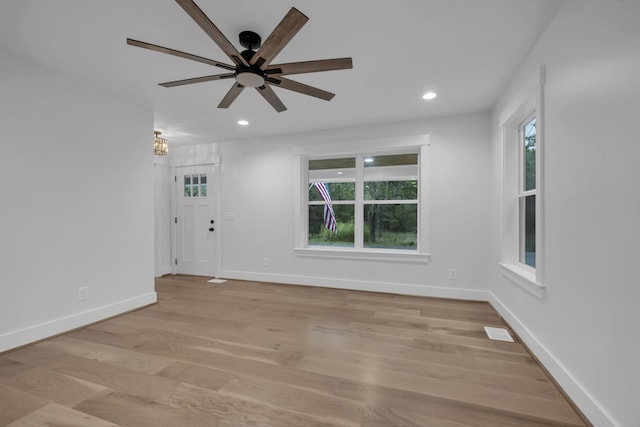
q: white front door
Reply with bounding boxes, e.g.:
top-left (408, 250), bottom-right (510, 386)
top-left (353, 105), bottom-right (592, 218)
top-left (175, 165), bottom-right (215, 276)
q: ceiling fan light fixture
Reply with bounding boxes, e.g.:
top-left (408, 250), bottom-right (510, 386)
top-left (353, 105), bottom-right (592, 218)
top-left (235, 70), bottom-right (265, 88)
top-left (422, 91), bottom-right (437, 100)
top-left (237, 120), bottom-right (249, 126)
top-left (154, 130), bottom-right (168, 155)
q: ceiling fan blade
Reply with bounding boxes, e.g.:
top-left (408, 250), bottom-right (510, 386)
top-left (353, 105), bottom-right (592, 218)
top-left (250, 7), bottom-right (309, 69)
top-left (175, 0), bottom-right (248, 67)
top-left (126, 39), bottom-right (235, 71)
top-left (266, 58), bottom-right (353, 76)
top-left (159, 73), bottom-right (235, 88)
top-left (256, 85), bottom-right (287, 112)
top-left (218, 83), bottom-right (245, 108)
top-left (267, 76), bottom-right (334, 101)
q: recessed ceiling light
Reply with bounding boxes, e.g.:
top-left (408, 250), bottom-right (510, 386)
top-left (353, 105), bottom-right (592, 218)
top-left (237, 120), bottom-right (249, 126)
top-left (337, 171), bottom-right (343, 175)
top-left (422, 91), bottom-right (437, 100)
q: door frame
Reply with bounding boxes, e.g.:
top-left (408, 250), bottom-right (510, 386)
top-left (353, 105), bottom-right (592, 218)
top-left (170, 155), bottom-right (221, 278)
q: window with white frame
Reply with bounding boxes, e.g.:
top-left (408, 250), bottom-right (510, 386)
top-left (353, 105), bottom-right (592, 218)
top-left (307, 153), bottom-right (418, 250)
top-left (499, 66), bottom-right (544, 289)
top-left (518, 114), bottom-right (536, 268)
top-left (294, 135), bottom-right (430, 262)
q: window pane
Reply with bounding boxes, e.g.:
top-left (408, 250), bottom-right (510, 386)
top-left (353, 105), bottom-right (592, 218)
top-left (364, 153), bottom-right (418, 183)
top-left (184, 175), bottom-right (191, 197)
top-left (309, 158), bottom-right (355, 170)
top-left (309, 181), bottom-right (355, 202)
top-left (520, 195), bottom-right (536, 267)
top-left (200, 185), bottom-right (207, 197)
top-left (192, 175), bottom-right (199, 185)
top-left (364, 204), bottom-right (417, 250)
top-left (192, 185), bottom-right (199, 197)
top-left (308, 204), bottom-right (354, 247)
top-left (364, 153), bottom-right (417, 167)
top-left (524, 117), bottom-right (536, 191)
top-left (309, 158), bottom-right (356, 182)
top-left (364, 180), bottom-right (417, 201)
top-left (200, 174), bottom-right (207, 184)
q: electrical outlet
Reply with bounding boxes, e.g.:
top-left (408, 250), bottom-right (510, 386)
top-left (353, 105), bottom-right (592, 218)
top-left (78, 286), bottom-right (89, 301)
top-left (263, 257), bottom-right (269, 267)
top-left (448, 269), bottom-right (457, 280)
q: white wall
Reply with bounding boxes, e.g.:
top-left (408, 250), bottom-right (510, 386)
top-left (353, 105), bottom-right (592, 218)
top-left (154, 156), bottom-right (172, 277)
top-left (489, 1), bottom-right (640, 426)
top-left (0, 51), bottom-right (157, 352)
top-left (210, 112), bottom-right (492, 298)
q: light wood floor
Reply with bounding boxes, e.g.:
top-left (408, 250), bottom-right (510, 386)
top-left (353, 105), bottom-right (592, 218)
top-left (0, 275), bottom-right (588, 427)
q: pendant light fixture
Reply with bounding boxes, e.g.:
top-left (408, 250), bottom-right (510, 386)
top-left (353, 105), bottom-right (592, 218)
top-left (154, 130), bottom-right (168, 155)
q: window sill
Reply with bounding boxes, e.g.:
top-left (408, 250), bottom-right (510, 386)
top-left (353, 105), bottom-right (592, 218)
top-left (294, 247), bottom-right (431, 263)
top-left (499, 262), bottom-right (545, 295)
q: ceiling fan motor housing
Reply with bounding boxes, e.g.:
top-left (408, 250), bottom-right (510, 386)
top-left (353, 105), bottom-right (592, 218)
top-left (239, 30), bottom-right (261, 50)
top-left (235, 31), bottom-right (266, 87)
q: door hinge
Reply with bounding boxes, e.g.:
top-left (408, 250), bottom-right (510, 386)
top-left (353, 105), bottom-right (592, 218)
top-left (175, 258), bottom-right (178, 265)
top-left (175, 217), bottom-right (177, 224)
top-left (174, 176), bottom-right (177, 182)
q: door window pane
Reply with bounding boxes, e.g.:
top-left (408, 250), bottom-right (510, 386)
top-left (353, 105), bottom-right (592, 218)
top-left (200, 174), bottom-right (207, 197)
top-left (183, 173), bottom-right (208, 198)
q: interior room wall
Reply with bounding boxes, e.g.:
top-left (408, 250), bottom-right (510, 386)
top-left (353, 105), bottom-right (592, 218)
top-left (0, 51), bottom-right (157, 352)
top-left (489, 1), bottom-right (640, 426)
top-left (212, 112), bottom-right (492, 298)
top-left (154, 156), bottom-right (171, 277)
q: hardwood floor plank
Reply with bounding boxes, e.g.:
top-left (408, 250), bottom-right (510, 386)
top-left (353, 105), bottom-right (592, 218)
top-left (0, 358), bottom-right (33, 379)
top-left (156, 382), bottom-right (348, 427)
top-left (219, 375), bottom-right (366, 426)
top-left (7, 402), bottom-right (120, 427)
top-left (4, 367), bottom-right (106, 406)
top-left (295, 354), bottom-right (583, 426)
top-left (0, 276), bottom-right (588, 426)
top-left (157, 361), bottom-right (237, 392)
top-left (39, 336), bottom-right (175, 375)
top-left (0, 384), bottom-right (48, 425)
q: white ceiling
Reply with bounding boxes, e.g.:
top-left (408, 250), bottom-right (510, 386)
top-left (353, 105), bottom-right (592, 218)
top-left (0, 0), bottom-right (563, 145)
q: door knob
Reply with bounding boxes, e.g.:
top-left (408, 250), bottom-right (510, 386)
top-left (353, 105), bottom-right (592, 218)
top-left (210, 220), bottom-right (215, 224)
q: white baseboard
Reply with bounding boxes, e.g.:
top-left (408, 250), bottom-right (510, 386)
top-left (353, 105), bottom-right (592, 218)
top-left (0, 292), bottom-right (157, 353)
top-left (488, 292), bottom-right (617, 427)
top-left (218, 269), bottom-right (489, 301)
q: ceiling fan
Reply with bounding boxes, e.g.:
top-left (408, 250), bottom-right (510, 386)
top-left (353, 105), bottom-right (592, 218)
top-left (127, 0), bottom-right (353, 112)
